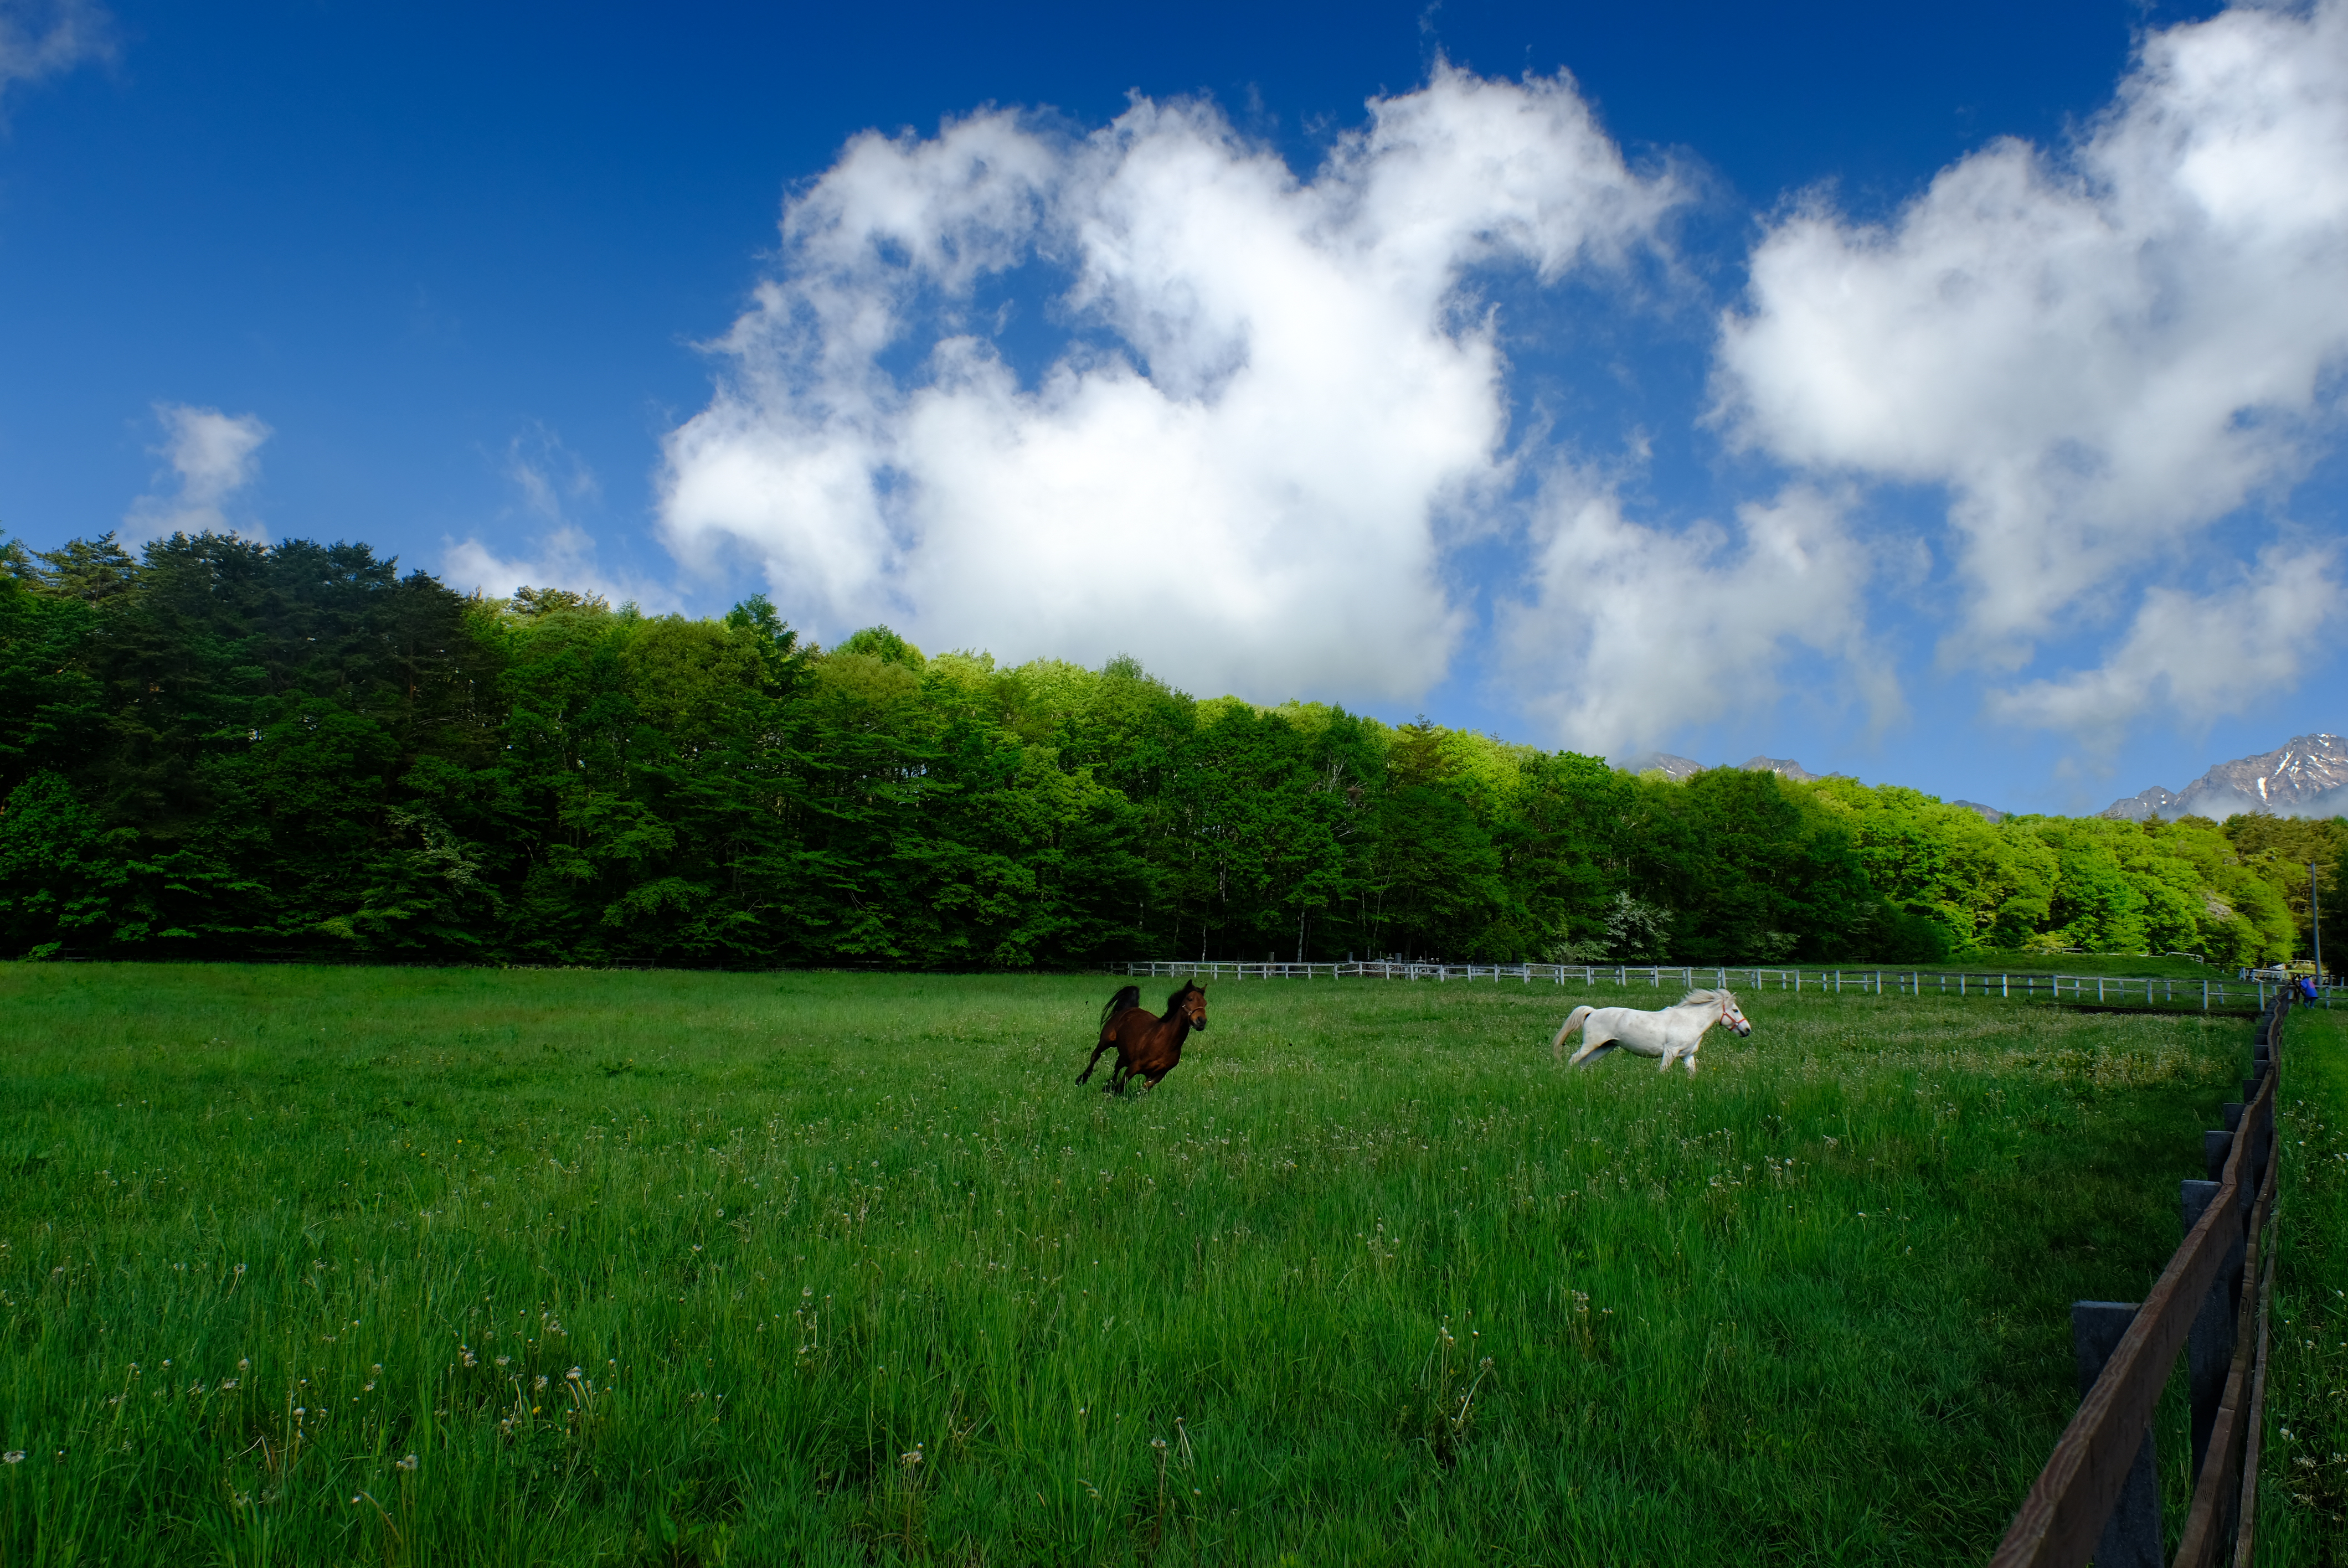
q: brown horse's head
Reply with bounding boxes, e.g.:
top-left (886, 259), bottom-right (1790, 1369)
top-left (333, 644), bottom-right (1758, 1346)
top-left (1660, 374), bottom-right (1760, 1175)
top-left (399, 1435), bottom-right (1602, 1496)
top-left (1167, 981), bottom-right (1207, 1031)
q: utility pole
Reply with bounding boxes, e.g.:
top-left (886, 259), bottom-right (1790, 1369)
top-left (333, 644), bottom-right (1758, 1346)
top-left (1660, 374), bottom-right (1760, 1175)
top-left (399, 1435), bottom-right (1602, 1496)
top-left (2312, 860), bottom-right (2327, 1005)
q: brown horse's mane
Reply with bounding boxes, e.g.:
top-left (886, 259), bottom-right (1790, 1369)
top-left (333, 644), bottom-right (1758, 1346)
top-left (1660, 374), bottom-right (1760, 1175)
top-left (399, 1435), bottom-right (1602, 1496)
top-left (1100, 980), bottom-right (1200, 1030)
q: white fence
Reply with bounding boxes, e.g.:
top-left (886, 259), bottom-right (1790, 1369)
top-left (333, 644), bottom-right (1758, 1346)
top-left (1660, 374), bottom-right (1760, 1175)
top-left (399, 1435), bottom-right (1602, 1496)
top-left (1120, 960), bottom-right (2303, 1012)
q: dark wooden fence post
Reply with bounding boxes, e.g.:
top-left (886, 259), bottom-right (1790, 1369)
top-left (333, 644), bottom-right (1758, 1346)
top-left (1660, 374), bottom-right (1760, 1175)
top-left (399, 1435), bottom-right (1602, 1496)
top-left (2178, 1179), bottom-right (2234, 1477)
top-left (1989, 994), bottom-right (2287, 1568)
top-left (2069, 1303), bottom-right (2161, 1568)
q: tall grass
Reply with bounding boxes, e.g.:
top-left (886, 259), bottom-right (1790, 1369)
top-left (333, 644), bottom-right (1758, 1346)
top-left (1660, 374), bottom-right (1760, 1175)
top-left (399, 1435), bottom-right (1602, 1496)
top-left (0, 964), bottom-right (2254, 1565)
top-left (2261, 1005), bottom-right (2348, 1561)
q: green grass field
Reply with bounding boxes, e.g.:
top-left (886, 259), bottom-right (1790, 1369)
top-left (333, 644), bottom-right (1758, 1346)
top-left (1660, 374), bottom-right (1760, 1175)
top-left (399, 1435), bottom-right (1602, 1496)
top-left (2262, 1004), bottom-right (2348, 1560)
top-left (0, 965), bottom-right (2264, 1565)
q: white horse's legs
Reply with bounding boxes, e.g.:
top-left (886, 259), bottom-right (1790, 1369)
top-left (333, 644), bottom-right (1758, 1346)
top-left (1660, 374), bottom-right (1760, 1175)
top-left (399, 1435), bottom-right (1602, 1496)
top-left (1568, 1038), bottom-right (1616, 1068)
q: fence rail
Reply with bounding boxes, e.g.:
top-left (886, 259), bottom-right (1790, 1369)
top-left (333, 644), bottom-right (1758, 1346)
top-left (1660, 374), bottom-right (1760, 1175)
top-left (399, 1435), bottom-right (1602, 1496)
top-left (1121, 960), bottom-right (2294, 1011)
top-left (1987, 996), bottom-right (2287, 1568)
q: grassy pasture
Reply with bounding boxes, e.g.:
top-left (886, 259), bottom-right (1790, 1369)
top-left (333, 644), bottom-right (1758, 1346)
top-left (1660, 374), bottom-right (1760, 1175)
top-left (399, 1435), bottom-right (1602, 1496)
top-left (0, 964), bottom-right (2258, 1565)
top-left (2262, 1005), bottom-right (2348, 1559)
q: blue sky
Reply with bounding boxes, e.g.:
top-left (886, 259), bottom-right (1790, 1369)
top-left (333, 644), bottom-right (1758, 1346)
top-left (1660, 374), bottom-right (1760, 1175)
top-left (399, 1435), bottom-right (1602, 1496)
top-left (5, 0), bottom-right (2343, 814)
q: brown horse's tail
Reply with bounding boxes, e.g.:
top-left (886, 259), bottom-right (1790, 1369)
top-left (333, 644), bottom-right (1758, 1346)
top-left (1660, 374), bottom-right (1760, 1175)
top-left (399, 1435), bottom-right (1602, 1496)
top-left (1101, 984), bottom-right (1142, 1031)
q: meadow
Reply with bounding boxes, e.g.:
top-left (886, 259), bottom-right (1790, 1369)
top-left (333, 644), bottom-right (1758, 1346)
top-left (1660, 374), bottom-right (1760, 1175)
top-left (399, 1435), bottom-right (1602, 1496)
top-left (0, 964), bottom-right (2266, 1565)
top-left (2263, 1005), bottom-right (2348, 1559)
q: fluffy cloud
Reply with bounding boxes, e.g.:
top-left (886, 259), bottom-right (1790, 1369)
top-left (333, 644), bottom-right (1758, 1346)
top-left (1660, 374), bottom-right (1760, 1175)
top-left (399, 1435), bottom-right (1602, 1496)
top-left (124, 403), bottom-right (270, 541)
top-left (1718, 0), bottom-right (2348, 719)
top-left (441, 527), bottom-right (677, 613)
top-left (660, 65), bottom-right (1679, 702)
top-left (443, 524), bottom-right (631, 606)
top-left (1988, 544), bottom-right (2344, 741)
top-left (441, 427), bottom-right (675, 610)
top-left (663, 3), bottom-right (2348, 752)
top-left (1500, 483), bottom-right (1888, 756)
top-left (0, 0), bottom-right (112, 107)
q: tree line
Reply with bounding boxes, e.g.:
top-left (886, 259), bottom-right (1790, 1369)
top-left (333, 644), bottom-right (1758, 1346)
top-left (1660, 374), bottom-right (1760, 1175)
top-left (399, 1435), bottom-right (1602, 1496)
top-left (0, 530), bottom-right (2334, 969)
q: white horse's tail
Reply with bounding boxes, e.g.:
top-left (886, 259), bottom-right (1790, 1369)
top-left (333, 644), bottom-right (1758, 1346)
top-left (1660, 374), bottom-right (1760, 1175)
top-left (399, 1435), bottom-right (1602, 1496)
top-left (1551, 1005), bottom-right (1594, 1062)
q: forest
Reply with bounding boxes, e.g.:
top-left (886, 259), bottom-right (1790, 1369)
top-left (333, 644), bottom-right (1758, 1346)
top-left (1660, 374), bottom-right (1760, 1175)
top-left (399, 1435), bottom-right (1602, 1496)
top-left (0, 530), bottom-right (2335, 969)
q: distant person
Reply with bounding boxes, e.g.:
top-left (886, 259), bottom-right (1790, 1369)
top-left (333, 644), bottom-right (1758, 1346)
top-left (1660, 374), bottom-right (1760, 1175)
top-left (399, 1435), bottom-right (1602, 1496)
top-left (2299, 972), bottom-right (2320, 1005)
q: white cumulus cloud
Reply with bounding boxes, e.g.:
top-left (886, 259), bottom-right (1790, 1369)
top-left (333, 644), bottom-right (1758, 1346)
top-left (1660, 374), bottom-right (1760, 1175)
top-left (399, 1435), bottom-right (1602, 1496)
top-left (1988, 544), bottom-right (2345, 742)
top-left (1499, 482), bottom-right (1889, 757)
top-left (125, 403), bottom-right (271, 541)
top-left (1717, 0), bottom-right (2348, 728)
top-left (659, 65), bottom-right (1680, 702)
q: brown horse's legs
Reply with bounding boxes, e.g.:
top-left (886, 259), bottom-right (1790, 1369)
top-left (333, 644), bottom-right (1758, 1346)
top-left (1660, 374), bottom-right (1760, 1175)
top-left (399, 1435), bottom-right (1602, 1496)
top-left (1076, 1039), bottom-right (1118, 1085)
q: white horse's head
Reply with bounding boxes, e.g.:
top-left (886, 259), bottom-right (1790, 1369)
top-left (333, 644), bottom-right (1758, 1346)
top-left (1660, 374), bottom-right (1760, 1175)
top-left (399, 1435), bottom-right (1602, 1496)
top-left (1681, 988), bottom-right (1752, 1036)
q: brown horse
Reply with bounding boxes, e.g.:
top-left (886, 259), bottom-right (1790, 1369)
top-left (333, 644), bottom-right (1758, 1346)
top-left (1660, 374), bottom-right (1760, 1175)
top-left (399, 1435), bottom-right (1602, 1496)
top-left (1077, 981), bottom-right (1208, 1093)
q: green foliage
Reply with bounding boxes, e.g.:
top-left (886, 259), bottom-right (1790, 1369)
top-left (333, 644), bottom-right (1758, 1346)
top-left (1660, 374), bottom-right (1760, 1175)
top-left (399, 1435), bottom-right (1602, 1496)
top-left (0, 528), bottom-right (2334, 966)
top-left (837, 623), bottom-right (925, 669)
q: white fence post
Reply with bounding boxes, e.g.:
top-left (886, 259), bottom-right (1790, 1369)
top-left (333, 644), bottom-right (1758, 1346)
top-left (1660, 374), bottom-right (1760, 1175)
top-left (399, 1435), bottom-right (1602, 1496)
top-left (1127, 957), bottom-right (2235, 1013)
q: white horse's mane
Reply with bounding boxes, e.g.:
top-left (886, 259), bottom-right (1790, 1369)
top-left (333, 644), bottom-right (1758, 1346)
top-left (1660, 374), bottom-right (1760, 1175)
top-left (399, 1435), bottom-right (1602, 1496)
top-left (1675, 987), bottom-right (1739, 1008)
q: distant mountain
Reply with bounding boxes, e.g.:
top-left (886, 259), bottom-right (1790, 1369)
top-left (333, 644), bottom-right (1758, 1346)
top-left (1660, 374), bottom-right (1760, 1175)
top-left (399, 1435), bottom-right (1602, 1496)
top-left (1950, 800), bottom-right (2006, 823)
top-left (1741, 755), bottom-right (1821, 782)
top-left (2102, 734), bottom-right (2348, 821)
top-left (1631, 752), bottom-right (1704, 781)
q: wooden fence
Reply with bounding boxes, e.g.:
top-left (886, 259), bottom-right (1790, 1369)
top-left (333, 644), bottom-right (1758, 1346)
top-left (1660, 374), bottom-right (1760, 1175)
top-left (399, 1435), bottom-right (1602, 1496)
top-left (1120, 960), bottom-right (2283, 1011)
top-left (1986, 994), bottom-right (2287, 1567)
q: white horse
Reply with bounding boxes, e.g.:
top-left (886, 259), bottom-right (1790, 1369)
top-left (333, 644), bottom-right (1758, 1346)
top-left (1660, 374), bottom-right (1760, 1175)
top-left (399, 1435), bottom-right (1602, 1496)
top-left (1551, 988), bottom-right (1750, 1075)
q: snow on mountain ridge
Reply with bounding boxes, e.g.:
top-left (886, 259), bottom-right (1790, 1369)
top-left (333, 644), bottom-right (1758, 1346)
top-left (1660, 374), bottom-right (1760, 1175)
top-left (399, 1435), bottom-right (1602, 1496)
top-left (2101, 734), bottom-right (2348, 821)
